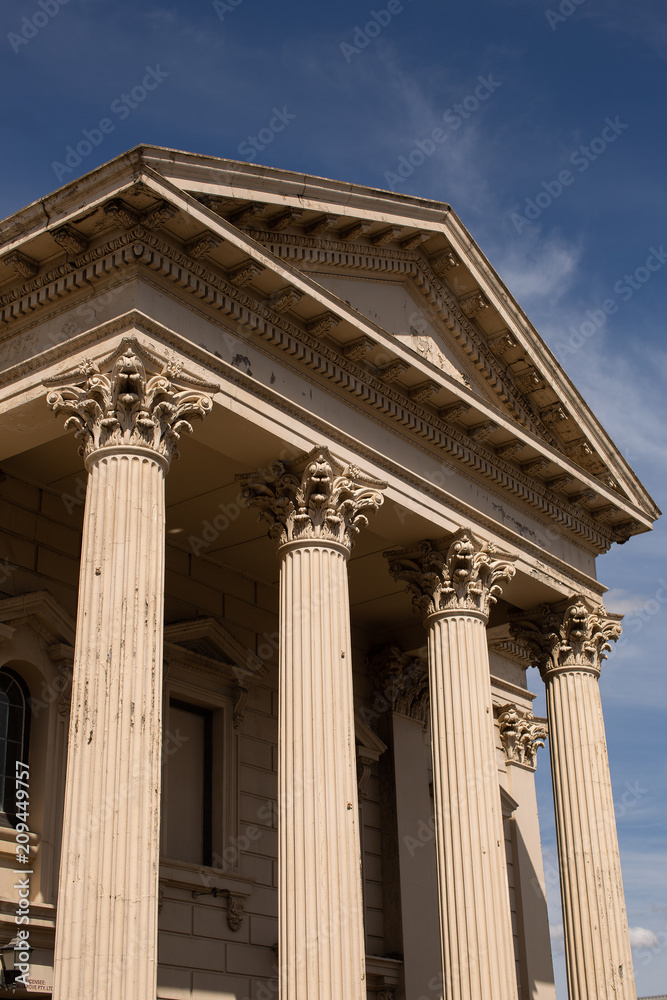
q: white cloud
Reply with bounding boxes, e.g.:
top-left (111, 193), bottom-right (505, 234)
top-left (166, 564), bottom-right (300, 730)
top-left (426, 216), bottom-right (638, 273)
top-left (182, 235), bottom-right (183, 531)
top-left (492, 231), bottom-right (581, 306)
top-left (603, 588), bottom-right (661, 615)
top-left (629, 926), bottom-right (661, 949)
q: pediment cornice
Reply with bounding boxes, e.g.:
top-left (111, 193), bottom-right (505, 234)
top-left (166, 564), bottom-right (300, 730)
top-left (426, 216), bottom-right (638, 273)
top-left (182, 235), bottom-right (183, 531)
top-left (0, 223), bottom-right (649, 553)
top-left (0, 166), bottom-right (657, 540)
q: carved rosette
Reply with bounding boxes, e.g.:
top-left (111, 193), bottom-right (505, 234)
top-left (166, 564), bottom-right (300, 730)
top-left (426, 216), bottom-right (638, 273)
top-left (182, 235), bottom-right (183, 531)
top-left (369, 642), bottom-right (429, 724)
top-left (497, 704), bottom-right (548, 770)
top-left (45, 339), bottom-right (216, 468)
top-left (386, 528), bottom-right (516, 620)
top-left (238, 446), bottom-right (385, 552)
top-left (510, 597), bottom-right (622, 679)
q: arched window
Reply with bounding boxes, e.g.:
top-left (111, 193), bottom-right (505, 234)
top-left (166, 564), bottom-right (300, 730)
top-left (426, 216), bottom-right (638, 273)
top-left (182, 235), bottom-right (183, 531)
top-left (0, 669), bottom-right (30, 827)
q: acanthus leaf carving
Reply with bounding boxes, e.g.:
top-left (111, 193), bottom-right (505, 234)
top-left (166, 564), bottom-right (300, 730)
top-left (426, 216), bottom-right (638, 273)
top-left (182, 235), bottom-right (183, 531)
top-left (104, 199), bottom-right (140, 229)
top-left (386, 528), bottom-right (516, 620)
top-left (496, 440), bottom-right (524, 460)
top-left (141, 201), bottom-right (178, 230)
top-left (509, 597), bottom-right (622, 678)
top-left (440, 401), bottom-right (471, 422)
top-left (342, 337), bottom-right (374, 362)
top-left (497, 704), bottom-right (548, 770)
top-left (468, 420), bottom-right (498, 442)
top-left (369, 642), bottom-right (429, 724)
top-left (229, 260), bottom-right (264, 286)
top-left (460, 291), bottom-right (488, 318)
top-left (45, 338), bottom-right (217, 466)
top-left (268, 286), bottom-right (303, 313)
top-left (371, 227), bottom-right (402, 246)
top-left (238, 446), bottom-right (385, 551)
top-left (431, 248), bottom-right (459, 274)
top-left (306, 312), bottom-right (340, 337)
top-left (2, 250), bottom-right (39, 279)
top-left (186, 232), bottom-right (224, 259)
top-left (51, 224), bottom-right (88, 255)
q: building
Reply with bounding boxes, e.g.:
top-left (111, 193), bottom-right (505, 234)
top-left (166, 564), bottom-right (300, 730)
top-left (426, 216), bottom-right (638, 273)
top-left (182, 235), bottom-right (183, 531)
top-left (0, 146), bottom-right (659, 1000)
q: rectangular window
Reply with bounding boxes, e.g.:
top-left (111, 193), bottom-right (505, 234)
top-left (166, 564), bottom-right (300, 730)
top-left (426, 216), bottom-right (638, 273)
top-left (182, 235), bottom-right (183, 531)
top-left (165, 699), bottom-right (213, 867)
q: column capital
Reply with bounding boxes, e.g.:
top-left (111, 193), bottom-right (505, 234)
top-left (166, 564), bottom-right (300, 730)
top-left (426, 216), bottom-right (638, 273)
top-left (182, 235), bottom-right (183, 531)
top-left (238, 446), bottom-right (386, 552)
top-left (369, 642), bottom-right (429, 725)
top-left (510, 597), bottom-right (622, 679)
top-left (45, 338), bottom-right (217, 468)
top-left (496, 704), bottom-right (548, 770)
top-left (385, 528), bottom-right (516, 620)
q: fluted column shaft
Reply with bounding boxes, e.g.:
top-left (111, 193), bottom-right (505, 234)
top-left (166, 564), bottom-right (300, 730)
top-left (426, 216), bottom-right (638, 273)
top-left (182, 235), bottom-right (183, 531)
top-left (240, 446), bottom-right (385, 1000)
top-left (545, 663), bottom-right (636, 1000)
top-left (511, 598), bottom-right (636, 1000)
top-left (52, 446), bottom-right (166, 1000)
top-left (279, 538), bottom-right (365, 1000)
top-left (46, 341), bottom-right (215, 1000)
top-left (427, 610), bottom-right (518, 1000)
top-left (387, 530), bottom-right (519, 1000)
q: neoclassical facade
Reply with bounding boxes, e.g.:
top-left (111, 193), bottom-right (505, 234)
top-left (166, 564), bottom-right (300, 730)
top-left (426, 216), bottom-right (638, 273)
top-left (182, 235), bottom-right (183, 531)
top-left (0, 146), bottom-right (658, 1000)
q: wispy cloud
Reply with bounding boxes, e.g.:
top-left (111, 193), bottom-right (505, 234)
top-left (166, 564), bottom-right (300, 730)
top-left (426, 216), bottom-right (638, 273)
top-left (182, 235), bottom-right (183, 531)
top-left (630, 927), bottom-right (661, 949)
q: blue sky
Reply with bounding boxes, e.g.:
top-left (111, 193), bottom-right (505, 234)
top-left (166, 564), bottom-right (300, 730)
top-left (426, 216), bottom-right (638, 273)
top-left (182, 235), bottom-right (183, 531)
top-left (1, 1), bottom-right (665, 995)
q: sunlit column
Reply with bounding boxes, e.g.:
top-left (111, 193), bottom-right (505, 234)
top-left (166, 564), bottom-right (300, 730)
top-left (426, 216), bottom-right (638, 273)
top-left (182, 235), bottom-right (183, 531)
top-left (512, 599), bottom-right (637, 1000)
top-left (46, 342), bottom-right (214, 1000)
top-left (387, 531), bottom-right (519, 1000)
top-left (241, 448), bottom-right (385, 1000)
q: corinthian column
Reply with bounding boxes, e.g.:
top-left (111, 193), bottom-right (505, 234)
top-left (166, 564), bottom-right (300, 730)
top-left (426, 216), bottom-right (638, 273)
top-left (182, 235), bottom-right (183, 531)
top-left (240, 448), bottom-right (385, 1000)
top-left (387, 530), bottom-right (519, 1000)
top-left (45, 341), bottom-right (215, 1000)
top-left (512, 599), bottom-right (636, 1000)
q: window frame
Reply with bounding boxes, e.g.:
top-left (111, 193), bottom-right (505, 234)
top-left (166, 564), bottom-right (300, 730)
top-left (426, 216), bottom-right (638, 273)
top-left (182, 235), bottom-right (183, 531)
top-left (0, 667), bottom-right (31, 828)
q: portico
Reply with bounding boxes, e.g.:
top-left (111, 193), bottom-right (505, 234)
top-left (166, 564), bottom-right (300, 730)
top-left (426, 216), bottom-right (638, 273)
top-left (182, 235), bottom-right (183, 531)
top-left (0, 147), bottom-right (657, 1000)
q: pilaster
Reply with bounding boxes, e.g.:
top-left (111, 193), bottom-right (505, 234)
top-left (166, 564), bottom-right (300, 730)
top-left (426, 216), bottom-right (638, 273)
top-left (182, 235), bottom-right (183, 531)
top-left (370, 643), bottom-right (440, 1000)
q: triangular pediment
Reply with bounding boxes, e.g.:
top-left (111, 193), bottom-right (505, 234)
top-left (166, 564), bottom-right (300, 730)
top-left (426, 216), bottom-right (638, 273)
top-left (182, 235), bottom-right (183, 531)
top-left (0, 591), bottom-right (75, 649)
top-left (164, 617), bottom-right (267, 683)
top-left (0, 146), bottom-right (659, 548)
